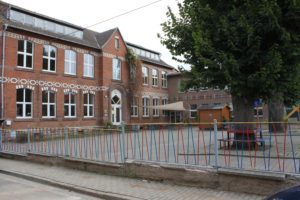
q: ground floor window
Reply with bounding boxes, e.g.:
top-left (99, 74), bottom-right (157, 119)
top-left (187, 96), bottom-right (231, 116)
top-left (16, 88), bottom-right (32, 118)
top-left (162, 98), bottom-right (168, 116)
top-left (190, 104), bottom-right (197, 118)
top-left (131, 97), bottom-right (138, 117)
top-left (84, 93), bottom-right (94, 117)
top-left (142, 97), bottom-right (149, 117)
top-left (152, 98), bottom-right (159, 117)
top-left (42, 91), bottom-right (56, 118)
top-left (64, 92), bottom-right (76, 117)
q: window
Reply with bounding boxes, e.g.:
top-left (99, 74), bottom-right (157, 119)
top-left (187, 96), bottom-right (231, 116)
top-left (162, 98), bottom-right (168, 116)
top-left (112, 58), bottom-right (121, 80)
top-left (17, 40), bottom-right (33, 69)
top-left (84, 54), bottom-right (94, 77)
top-left (16, 88), bottom-right (32, 118)
top-left (254, 107), bottom-right (263, 118)
top-left (42, 91), bottom-right (56, 118)
top-left (142, 66), bottom-right (148, 85)
top-left (152, 98), bottom-right (159, 117)
top-left (152, 69), bottom-right (158, 87)
top-left (84, 93), bottom-right (94, 117)
top-left (142, 97), bottom-right (149, 117)
top-left (190, 104), bottom-right (197, 118)
top-left (43, 45), bottom-right (56, 72)
top-left (64, 93), bottom-right (76, 117)
top-left (114, 37), bottom-right (120, 49)
top-left (64, 50), bottom-right (76, 75)
top-left (131, 97), bottom-right (138, 117)
top-left (161, 71), bottom-right (167, 88)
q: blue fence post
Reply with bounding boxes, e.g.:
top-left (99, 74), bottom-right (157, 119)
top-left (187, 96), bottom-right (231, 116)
top-left (213, 119), bottom-right (219, 168)
top-left (64, 128), bottom-right (69, 157)
top-left (121, 122), bottom-right (126, 163)
top-left (0, 129), bottom-right (2, 152)
top-left (27, 129), bottom-right (31, 152)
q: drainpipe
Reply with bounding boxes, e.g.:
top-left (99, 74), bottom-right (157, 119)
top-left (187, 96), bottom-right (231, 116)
top-left (1, 24), bottom-right (7, 120)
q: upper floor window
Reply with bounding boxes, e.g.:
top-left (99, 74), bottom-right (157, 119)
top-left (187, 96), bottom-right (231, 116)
top-left (114, 37), bottom-right (120, 49)
top-left (190, 104), bottom-right (197, 118)
top-left (142, 97), bottom-right (149, 117)
top-left (43, 45), bottom-right (56, 72)
top-left (142, 66), bottom-right (148, 85)
top-left (42, 90), bottom-right (56, 118)
top-left (84, 54), bottom-right (94, 77)
top-left (131, 97), bottom-right (138, 117)
top-left (112, 58), bottom-right (121, 80)
top-left (84, 93), bottom-right (94, 117)
top-left (17, 40), bottom-right (33, 69)
top-left (16, 88), bottom-right (32, 118)
top-left (161, 71), bottom-right (167, 88)
top-left (152, 98), bottom-right (159, 117)
top-left (152, 69), bottom-right (158, 87)
top-left (64, 92), bottom-right (76, 118)
top-left (64, 50), bottom-right (76, 75)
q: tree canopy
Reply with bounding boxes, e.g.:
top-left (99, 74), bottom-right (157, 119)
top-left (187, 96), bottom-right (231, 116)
top-left (160, 0), bottom-right (300, 109)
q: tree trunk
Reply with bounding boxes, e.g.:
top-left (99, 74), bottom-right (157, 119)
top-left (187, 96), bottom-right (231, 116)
top-left (268, 94), bottom-right (285, 132)
top-left (231, 95), bottom-right (255, 149)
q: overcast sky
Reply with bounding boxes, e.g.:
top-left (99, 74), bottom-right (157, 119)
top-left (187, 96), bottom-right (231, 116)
top-left (4, 0), bottom-right (183, 69)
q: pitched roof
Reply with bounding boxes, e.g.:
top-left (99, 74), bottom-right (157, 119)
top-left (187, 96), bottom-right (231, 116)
top-left (95, 28), bottom-right (117, 48)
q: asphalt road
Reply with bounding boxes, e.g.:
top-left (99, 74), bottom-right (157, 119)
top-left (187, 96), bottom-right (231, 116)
top-left (0, 173), bottom-right (101, 200)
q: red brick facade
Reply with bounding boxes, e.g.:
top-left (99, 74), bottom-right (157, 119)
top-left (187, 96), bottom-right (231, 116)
top-left (0, 2), bottom-right (175, 129)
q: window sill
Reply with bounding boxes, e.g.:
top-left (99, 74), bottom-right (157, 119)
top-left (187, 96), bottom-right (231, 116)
top-left (142, 116), bottom-right (149, 118)
top-left (63, 117), bottom-right (78, 120)
top-left (82, 76), bottom-right (95, 80)
top-left (82, 117), bottom-right (95, 120)
top-left (15, 118), bottom-right (33, 121)
top-left (15, 67), bottom-right (34, 72)
top-left (131, 115), bottom-right (138, 118)
top-left (63, 74), bottom-right (77, 78)
top-left (112, 79), bottom-right (122, 83)
top-left (41, 117), bottom-right (57, 121)
top-left (41, 70), bottom-right (57, 75)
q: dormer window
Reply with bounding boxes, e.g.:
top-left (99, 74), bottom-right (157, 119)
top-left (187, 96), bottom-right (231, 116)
top-left (115, 36), bottom-right (120, 49)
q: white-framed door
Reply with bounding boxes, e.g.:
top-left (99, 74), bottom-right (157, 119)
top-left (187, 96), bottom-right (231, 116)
top-left (111, 90), bottom-right (122, 125)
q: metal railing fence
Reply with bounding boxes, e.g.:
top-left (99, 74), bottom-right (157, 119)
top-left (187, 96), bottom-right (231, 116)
top-left (1, 121), bottom-right (300, 174)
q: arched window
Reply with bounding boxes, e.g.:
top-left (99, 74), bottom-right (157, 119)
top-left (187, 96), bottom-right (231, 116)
top-left (43, 45), bottom-right (56, 72)
top-left (64, 92), bottom-right (76, 117)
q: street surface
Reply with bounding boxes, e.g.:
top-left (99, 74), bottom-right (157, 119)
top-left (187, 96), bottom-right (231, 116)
top-left (0, 158), bottom-right (264, 200)
top-left (0, 173), bottom-right (100, 200)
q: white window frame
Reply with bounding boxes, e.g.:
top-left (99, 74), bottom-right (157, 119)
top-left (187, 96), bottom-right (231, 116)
top-left (42, 90), bottom-right (56, 118)
top-left (190, 104), bottom-right (198, 118)
top-left (142, 97), bottom-right (149, 117)
top-left (42, 45), bottom-right (56, 72)
top-left (152, 98), bottom-right (159, 117)
top-left (162, 98), bottom-right (168, 116)
top-left (64, 50), bottom-right (76, 75)
top-left (114, 36), bottom-right (120, 49)
top-left (84, 93), bottom-right (94, 118)
top-left (17, 40), bottom-right (33, 69)
top-left (161, 71), bottom-right (167, 88)
top-left (142, 66), bottom-right (148, 85)
top-left (83, 54), bottom-right (94, 78)
top-left (112, 58), bottom-right (121, 80)
top-left (152, 69), bottom-right (158, 87)
top-left (131, 97), bottom-right (138, 117)
top-left (64, 92), bottom-right (76, 118)
top-left (16, 88), bottom-right (32, 119)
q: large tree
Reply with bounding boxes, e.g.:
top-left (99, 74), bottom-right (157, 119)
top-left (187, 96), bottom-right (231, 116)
top-left (160, 0), bottom-right (300, 124)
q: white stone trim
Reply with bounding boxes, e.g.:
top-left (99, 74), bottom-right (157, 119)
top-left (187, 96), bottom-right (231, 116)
top-left (1, 76), bottom-right (108, 91)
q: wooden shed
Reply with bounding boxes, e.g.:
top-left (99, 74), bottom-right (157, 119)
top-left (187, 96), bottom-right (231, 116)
top-left (198, 104), bottom-right (231, 128)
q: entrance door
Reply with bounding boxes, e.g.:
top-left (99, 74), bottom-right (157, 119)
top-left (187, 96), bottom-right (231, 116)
top-left (111, 90), bottom-right (122, 125)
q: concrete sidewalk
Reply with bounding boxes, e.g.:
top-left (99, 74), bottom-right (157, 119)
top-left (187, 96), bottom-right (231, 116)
top-left (0, 158), bottom-right (264, 200)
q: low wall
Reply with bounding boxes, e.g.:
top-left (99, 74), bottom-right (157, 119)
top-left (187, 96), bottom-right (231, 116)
top-left (1, 152), bottom-right (299, 196)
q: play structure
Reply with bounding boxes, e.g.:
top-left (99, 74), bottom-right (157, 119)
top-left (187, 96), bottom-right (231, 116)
top-left (286, 101), bottom-right (300, 120)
